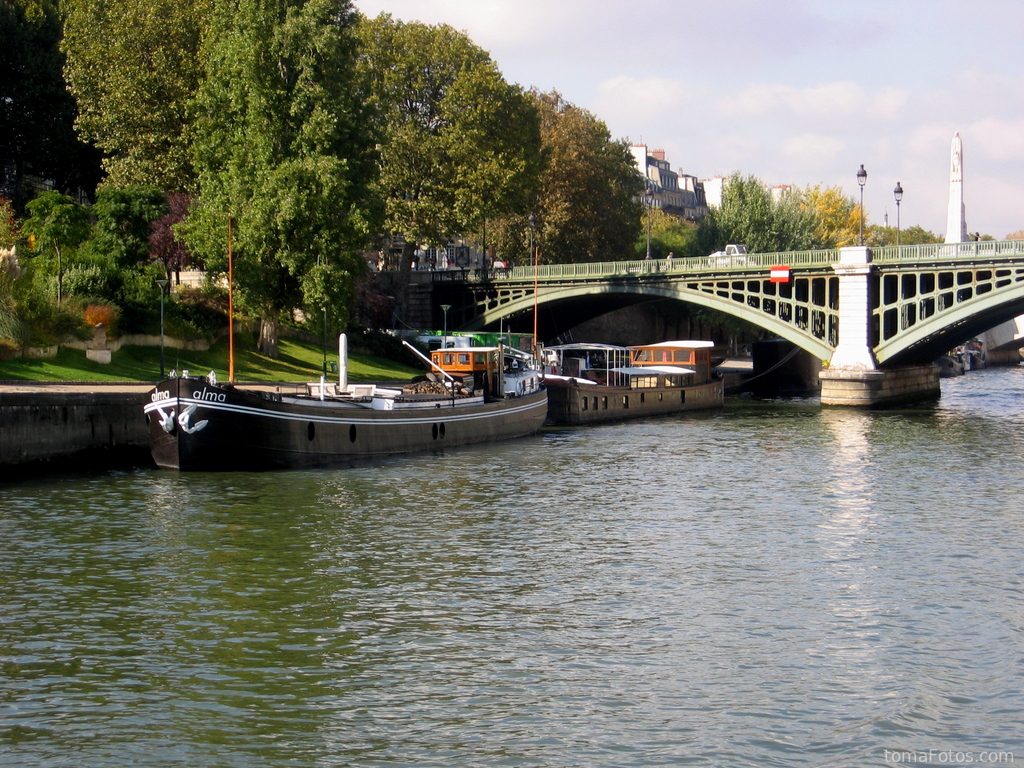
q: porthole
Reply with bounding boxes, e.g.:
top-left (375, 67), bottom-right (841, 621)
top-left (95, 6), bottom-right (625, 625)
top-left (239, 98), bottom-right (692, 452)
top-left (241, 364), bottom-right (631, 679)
top-left (349, 424), bottom-right (357, 443)
top-left (439, 422), bottom-right (446, 439)
top-left (307, 422), bottom-right (315, 441)
top-left (432, 423), bottom-right (439, 440)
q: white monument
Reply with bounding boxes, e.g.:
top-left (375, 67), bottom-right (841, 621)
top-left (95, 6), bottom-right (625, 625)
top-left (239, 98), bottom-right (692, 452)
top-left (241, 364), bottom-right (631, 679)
top-left (945, 132), bottom-right (968, 244)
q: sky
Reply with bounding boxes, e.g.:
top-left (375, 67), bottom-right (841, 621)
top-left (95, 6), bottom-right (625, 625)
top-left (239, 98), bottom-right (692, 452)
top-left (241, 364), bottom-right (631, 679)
top-left (352, 0), bottom-right (1024, 241)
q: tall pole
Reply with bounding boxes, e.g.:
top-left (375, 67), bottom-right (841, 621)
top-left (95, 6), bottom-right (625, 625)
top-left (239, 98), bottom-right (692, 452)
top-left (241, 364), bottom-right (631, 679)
top-left (857, 164), bottom-right (867, 246)
top-left (156, 279), bottom-right (169, 379)
top-left (529, 212), bottom-right (538, 358)
top-left (227, 216), bottom-right (235, 383)
top-left (894, 181), bottom-right (903, 248)
top-left (644, 188), bottom-right (653, 259)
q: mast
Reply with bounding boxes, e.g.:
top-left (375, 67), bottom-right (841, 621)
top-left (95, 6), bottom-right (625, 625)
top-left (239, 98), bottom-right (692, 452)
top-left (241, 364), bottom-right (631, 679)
top-left (228, 216), bottom-right (235, 383)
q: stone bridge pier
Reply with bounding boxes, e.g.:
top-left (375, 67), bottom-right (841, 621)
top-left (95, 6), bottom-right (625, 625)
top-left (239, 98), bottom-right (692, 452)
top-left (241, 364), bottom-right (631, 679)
top-left (819, 246), bottom-right (940, 406)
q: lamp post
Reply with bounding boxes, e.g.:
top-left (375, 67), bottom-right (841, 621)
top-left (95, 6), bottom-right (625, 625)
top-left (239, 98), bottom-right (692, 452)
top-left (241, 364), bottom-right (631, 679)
top-left (643, 186), bottom-right (654, 260)
top-left (156, 279), bottom-right (169, 379)
top-left (857, 164), bottom-right (867, 246)
top-left (893, 181), bottom-right (903, 248)
top-left (441, 304), bottom-right (451, 349)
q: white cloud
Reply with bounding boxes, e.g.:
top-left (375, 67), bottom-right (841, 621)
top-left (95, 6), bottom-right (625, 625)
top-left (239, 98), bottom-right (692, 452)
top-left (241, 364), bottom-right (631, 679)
top-left (783, 134), bottom-right (848, 165)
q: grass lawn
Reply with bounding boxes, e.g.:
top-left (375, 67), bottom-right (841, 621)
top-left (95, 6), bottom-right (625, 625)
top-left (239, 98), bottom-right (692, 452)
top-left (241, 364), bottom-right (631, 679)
top-left (0, 335), bottom-right (424, 384)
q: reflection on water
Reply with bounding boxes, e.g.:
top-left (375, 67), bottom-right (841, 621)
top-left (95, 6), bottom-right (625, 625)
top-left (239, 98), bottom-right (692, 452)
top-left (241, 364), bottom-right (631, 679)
top-left (2, 368), bottom-right (1024, 767)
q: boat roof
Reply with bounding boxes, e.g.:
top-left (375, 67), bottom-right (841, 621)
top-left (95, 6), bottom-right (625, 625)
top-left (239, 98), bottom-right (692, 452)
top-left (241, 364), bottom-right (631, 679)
top-left (637, 340), bottom-right (715, 349)
top-left (612, 366), bottom-right (697, 376)
top-left (546, 342), bottom-right (627, 352)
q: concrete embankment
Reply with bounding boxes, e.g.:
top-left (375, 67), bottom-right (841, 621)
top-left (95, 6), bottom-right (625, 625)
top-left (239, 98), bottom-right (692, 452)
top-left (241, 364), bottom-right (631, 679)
top-left (0, 383), bottom-right (153, 476)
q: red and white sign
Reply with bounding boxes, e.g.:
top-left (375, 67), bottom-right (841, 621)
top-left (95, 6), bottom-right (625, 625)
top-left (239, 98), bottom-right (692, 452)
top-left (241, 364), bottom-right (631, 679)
top-left (769, 265), bottom-right (791, 283)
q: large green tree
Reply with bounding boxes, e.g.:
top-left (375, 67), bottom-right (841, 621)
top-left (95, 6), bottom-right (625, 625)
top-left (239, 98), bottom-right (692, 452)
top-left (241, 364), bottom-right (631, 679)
top-left (357, 14), bottom-right (542, 270)
top-left (62, 0), bottom-right (209, 191)
top-left (184, 0), bottom-right (379, 357)
top-left (0, 0), bottom-right (101, 209)
top-left (491, 91), bottom-right (643, 265)
top-left (695, 174), bottom-right (823, 256)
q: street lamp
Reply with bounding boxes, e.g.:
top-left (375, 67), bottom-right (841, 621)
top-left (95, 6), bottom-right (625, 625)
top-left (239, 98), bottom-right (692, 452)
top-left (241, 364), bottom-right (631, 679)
top-left (893, 181), bottom-right (903, 248)
top-left (857, 164), bottom-right (867, 246)
top-left (156, 279), bottom-right (169, 379)
top-left (441, 304), bottom-right (451, 349)
top-left (643, 186), bottom-right (655, 260)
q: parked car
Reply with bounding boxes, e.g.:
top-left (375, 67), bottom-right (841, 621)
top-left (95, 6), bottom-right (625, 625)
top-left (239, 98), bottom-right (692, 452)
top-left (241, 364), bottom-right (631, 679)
top-left (709, 243), bottom-right (749, 266)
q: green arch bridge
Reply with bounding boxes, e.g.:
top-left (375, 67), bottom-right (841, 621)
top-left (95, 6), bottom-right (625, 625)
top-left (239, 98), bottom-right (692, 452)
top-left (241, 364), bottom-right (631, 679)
top-left (403, 240), bottom-right (1024, 405)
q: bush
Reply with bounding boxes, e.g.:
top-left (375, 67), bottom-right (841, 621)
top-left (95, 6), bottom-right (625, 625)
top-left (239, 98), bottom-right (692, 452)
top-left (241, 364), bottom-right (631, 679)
top-left (83, 304), bottom-right (120, 336)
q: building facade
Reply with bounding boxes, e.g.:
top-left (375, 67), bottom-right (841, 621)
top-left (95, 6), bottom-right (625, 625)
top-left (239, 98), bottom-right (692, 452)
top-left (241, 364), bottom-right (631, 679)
top-left (630, 145), bottom-right (708, 222)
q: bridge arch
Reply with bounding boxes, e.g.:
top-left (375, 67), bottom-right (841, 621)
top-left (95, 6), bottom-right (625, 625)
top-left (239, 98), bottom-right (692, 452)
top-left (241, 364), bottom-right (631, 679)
top-left (461, 280), bottom-right (836, 360)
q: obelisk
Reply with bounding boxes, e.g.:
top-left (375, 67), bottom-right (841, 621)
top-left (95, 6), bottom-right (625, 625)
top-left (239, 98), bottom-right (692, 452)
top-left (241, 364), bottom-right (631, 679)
top-left (945, 132), bottom-right (967, 243)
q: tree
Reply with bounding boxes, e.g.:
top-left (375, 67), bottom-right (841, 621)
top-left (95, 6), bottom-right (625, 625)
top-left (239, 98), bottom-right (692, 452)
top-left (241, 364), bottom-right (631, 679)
top-left (150, 193), bottom-right (194, 280)
top-left (87, 185), bottom-right (169, 268)
top-left (636, 207), bottom-right (697, 260)
top-left (800, 184), bottom-right (861, 248)
top-left (695, 174), bottom-right (822, 256)
top-left (868, 224), bottom-right (941, 247)
top-left (0, 198), bottom-right (18, 250)
top-left (357, 15), bottom-right (542, 270)
top-left (62, 0), bottom-right (209, 191)
top-left (21, 190), bottom-right (91, 303)
top-left (1005, 230), bottom-right (1024, 241)
top-left (0, 0), bottom-right (102, 210)
top-left (184, 0), bottom-right (379, 357)
top-left (489, 91), bottom-right (643, 265)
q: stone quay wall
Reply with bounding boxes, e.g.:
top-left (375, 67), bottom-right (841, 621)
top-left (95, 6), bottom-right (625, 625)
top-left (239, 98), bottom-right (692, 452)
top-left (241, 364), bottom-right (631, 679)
top-left (0, 388), bottom-right (151, 473)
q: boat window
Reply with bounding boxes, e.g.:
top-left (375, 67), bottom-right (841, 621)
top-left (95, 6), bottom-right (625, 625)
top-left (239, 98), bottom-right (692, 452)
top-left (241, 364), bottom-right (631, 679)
top-left (601, 396), bottom-right (608, 410)
top-left (474, 353), bottom-right (485, 365)
top-left (458, 353), bottom-right (470, 365)
top-left (633, 349), bottom-right (651, 362)
top-left (674, 350), bottom-right (693, 362)
top-left (444, 353), bottom-right (454, 366)
top-left (582, 397), bottom-right (588, 411)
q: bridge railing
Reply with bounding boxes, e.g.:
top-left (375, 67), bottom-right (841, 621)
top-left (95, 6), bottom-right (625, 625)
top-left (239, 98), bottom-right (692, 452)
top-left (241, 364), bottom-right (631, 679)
top-left (871, 239), bottom-right (1024, 263)
top-left (427, 248), bottom-right (842, 283)
top-left (420, 240), bottom-right (1024, 284)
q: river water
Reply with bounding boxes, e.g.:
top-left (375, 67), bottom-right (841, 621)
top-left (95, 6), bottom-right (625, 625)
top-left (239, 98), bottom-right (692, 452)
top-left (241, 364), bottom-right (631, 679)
top-left (2, 367), bottom-right (1023, 768)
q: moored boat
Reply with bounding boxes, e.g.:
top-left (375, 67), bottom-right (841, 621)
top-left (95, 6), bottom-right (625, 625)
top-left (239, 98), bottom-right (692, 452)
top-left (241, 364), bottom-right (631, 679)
top-left (543, 340), bottom-right (723, 425)
top-left (145, 342), bottom-right (546, 471)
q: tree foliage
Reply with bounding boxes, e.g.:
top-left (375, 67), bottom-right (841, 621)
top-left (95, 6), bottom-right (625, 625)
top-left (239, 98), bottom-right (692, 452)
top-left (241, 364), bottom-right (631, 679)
top-left (868, 224), bottom-right (942, 247)
top-left (357, 15), bottom-right (542, 268)
top-left (637, 206), bottom-right (697, 260)
top-left (21, 190), bottom-right (91, 302)
top-left (0, 0), bottom-right (101, 209)
top-left (695, 174), bottom-right (822, 256)
top-left (799, 184), bottom-right (861, 248)
top-left (489, 91), bottom-right (643, 265)
top-left (184, 0), bottom-right (379, 357)
top-left (62, 0), bottom-right (209, 191)
top-left (150, 193), bottom-right (194, 276)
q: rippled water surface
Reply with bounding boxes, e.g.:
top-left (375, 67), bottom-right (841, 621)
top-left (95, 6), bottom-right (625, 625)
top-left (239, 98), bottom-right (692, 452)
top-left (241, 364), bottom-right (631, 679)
top-left (2, 368), bottom-right (1024, 767)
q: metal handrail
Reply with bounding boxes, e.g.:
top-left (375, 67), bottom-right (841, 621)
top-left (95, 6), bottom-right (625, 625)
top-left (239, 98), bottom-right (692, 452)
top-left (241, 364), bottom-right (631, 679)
top-left (421, 239), bottom-right (1024, 283)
